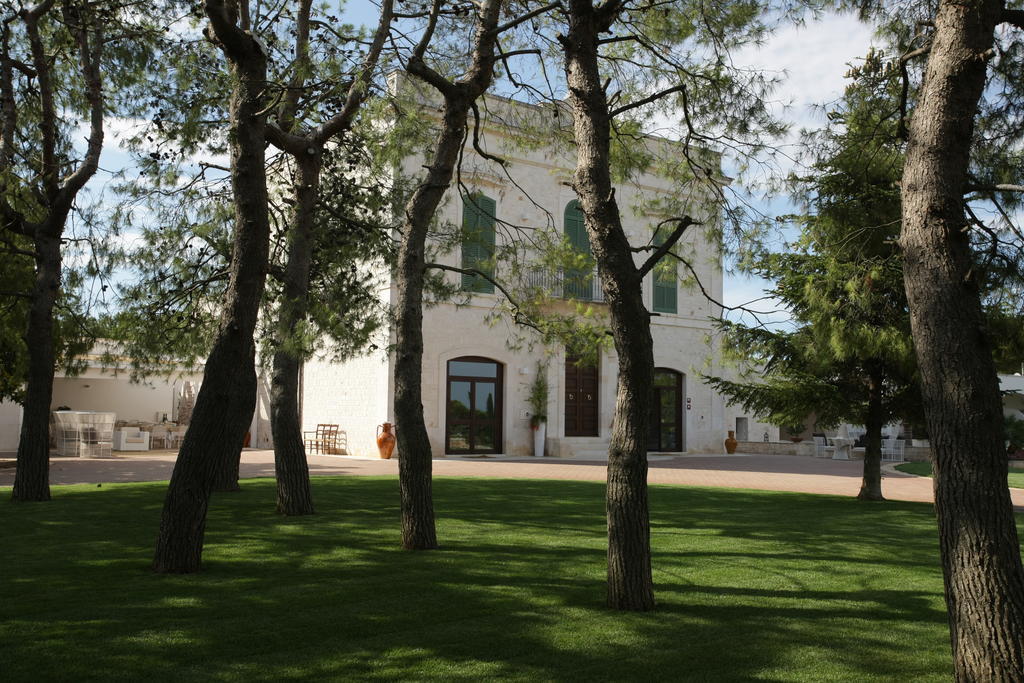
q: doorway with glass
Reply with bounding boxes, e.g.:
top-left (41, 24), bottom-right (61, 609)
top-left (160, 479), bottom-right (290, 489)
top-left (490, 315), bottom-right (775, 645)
top-left (648, 368), bottom-right (684, 452)
top-left (445, 356), bottom-right (503, 454)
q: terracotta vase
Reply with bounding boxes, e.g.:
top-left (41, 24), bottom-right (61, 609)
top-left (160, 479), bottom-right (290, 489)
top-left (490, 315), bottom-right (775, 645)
top-left (376, 423), bottom-right (396, 460)
top-left (724, 430), bottom-right (738, 454)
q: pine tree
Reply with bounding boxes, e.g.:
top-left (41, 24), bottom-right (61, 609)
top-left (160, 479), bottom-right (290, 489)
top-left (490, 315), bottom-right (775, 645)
top-left (707, 52), bottom-right (919, 501)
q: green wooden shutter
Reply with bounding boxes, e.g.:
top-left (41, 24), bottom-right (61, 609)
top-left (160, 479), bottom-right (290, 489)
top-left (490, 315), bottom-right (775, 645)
top-left (652, 226), bottom-right (677, 314)
top-left (564, 200), bottom-right (593, 300)
top-left (461, 194), bottom-right (496, 294)
top-left (565, 201), bottom-right (589, 254)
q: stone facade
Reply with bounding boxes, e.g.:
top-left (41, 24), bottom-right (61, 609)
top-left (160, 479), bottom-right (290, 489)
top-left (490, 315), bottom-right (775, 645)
top-left (295, 81), bottom-right (777, 458)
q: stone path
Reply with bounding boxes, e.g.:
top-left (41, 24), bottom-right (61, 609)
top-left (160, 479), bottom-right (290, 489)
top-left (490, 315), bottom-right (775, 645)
top-left (3, 449), bottom-right (1023, 509)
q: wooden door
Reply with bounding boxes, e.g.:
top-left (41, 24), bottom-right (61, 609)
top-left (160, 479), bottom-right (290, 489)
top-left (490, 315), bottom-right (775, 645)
top-left (565, 355), bottom-right (599, 436)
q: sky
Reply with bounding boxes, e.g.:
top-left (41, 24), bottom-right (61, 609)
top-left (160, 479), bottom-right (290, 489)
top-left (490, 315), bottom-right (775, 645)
top-left (84, 4), bottom-right (878, 322)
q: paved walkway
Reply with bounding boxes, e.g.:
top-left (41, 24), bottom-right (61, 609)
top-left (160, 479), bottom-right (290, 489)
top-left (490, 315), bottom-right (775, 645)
top-left (3, 449), bottom-right (1023, 508)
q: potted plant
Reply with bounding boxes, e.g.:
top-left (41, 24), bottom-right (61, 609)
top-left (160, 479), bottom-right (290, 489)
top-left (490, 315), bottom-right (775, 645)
top-left (527, 362), bottom-right (549, 457)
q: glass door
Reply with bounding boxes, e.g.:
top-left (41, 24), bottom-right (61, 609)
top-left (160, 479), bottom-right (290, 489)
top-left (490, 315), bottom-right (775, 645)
top-left (446, 357), bottom-right (503, 454)
top-left (648, 369), bottom-right (683, 452)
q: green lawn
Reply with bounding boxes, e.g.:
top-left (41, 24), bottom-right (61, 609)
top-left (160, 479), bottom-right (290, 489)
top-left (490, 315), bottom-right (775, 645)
top-left (2, 476), bottom-right (992, 681)
top-left (896, 461), bottom-right (1024, 488)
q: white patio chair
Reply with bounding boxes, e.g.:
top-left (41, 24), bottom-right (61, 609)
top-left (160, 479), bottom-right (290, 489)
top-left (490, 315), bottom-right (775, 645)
top-left (148, 425), bottom-right (169, 450)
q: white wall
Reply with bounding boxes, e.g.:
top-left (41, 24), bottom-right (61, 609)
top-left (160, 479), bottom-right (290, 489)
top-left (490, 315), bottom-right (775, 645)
top-left (50, 373), bottom-right (200, 423)
top-left (426, 330), bottom-right (544, 458)
top-left (0, 400), bottom-right (22, 452)
top-left (301, 348), bottom-right (391, 458)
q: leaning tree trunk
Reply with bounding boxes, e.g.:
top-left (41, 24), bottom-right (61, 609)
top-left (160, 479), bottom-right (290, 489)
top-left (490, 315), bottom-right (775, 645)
top-left (392, 0), bottom-right (502, 549)
top-left (858, 367), bottom-right (884, 501)
top-left (899, 0), bottom-right (1024, 677)
top-left (211, 439), bottom-right (243, 492)
top-left (152, 7), bottom-right (270, 573)
top-left (12, 229), bottom-right (61, 502)
top-left (563, 1), bottom-right (655, 611)
top-left (393, 103), bottom-right (470, 550)
top-left (270, 154), bottom-right (319, 516)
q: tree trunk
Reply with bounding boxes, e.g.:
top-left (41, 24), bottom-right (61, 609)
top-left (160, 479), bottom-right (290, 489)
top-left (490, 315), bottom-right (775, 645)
top-left (11, 229), bottom-right (60, 502)
top-left (270, 154), bottom-right (319, 516)
top-left (152, 16), bottom-right (270, 573)
top-left (394, 103), bottom-right (469, 550)
top-left (562, 0), bottom-right (655, 611)
top-left (211, 441), bottom-right (243, 492)
top-left (392, 0), bottom-right (502, 550)
top-left (899, 0), bottom-right (1024, 677)
top-left (858, 367), bottom-right (884, 501)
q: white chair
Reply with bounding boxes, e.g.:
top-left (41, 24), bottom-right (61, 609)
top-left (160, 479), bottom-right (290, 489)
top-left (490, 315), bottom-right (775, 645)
top-left (813, 436), bottom-right (834, 458)
top-left (148, 425), bottom-right (169, 450)
top-left (113, 428), bottom-right (150, 451)
top-left (163, 426), bottom-right (185, 449)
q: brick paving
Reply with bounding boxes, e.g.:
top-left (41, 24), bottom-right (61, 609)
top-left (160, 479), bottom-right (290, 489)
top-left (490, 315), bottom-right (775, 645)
top-left (2, 449), bottom-right (1023, 509)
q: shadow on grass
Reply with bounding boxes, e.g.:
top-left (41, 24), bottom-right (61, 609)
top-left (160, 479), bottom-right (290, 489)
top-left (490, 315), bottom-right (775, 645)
top-left (1, 477), bottom-right (961, 681)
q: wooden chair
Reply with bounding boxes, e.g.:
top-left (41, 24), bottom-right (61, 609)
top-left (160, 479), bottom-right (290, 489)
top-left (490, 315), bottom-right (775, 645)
top-left (303, 424), bottom-right (339, 455)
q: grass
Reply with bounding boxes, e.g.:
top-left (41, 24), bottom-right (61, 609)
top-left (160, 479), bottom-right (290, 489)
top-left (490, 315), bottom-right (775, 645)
top-left (3, 475), bottom-right (1006, 681)
top-left (896, 461), bottom-right (1024, 488)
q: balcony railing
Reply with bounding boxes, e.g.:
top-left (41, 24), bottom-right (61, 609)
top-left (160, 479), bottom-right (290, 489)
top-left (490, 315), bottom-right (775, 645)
top-left (522, 267), bottom-right (605, 303)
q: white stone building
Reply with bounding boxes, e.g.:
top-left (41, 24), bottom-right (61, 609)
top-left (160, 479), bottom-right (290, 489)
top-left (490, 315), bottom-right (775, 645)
top-left (293, 78), bottom-right (777, 458)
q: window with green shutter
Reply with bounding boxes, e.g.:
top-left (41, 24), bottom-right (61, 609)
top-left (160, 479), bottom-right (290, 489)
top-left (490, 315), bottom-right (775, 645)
top-left (564, 200), bottom-right (593, 300)
top-left (461, 193), bottom-right (496, 294)
top-left (652, 225), bottom-right (677, 314)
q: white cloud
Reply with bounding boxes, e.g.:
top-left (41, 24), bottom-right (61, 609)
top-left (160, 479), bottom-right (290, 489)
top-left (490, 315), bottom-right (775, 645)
top-left (735, 13), bottom-right (878, 132)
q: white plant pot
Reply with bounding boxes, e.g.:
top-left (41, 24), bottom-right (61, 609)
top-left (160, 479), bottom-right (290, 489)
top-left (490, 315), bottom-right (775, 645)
top-left (533, 422), bottom-right (546, 457)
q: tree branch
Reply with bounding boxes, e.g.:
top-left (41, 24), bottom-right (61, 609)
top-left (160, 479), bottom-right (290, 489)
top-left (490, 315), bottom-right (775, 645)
top-left (204, 0), bottom-right (263, 64)
top-left (60, 4), bottom-right (104, 199)
top-left (636, 216), bottom-right (696, 278)
top-left (276, 0), bottom-right (313, 132)
top-left (493, 1), bottom-right (560, 35)
top-left (23, 3), bottom-right (58, 199)
top-left (315, 0), bottom-right (394, 144)
top-left (469, 101), bottom-right (507, 166)
top-left (966, 183), bottom-right (1024, 194)
top-left (609, 83), bottom-right (686, 119)
top-left (425, 262), bottom-right (541, 332)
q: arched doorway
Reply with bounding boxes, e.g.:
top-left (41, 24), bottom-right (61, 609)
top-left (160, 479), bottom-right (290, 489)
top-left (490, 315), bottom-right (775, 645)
top-left (445, 356), bottom-right (503, 454)
top-left (648, 368), bottom-right (683, 452)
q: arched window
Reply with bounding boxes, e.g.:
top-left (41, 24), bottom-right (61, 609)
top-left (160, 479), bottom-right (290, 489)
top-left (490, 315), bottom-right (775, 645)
top-left (446, 356), bottom-right (503, 453)
top-left (651, 225), bottom-right (677, 314)
top-left (461, 194), bottom-right (496, 294)
top-left (564, 200), bottom-right (594, 300)
top-left (648, 368), bottom-right (684, 452)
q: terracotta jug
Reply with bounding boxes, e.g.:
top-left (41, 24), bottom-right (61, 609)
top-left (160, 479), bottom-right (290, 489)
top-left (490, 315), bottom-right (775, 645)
top-left (376, 423), bottom-right (396, 460)
top-left (724, 430), bottom-right (738, 454)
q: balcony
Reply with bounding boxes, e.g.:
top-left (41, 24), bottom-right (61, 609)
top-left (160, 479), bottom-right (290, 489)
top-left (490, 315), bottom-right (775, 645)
top-left (522, 267), bottom-right (605, 303)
